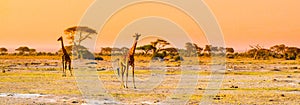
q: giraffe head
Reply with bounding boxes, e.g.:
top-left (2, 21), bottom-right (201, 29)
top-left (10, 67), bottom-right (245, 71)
top-left (133, 33), bottom-right (141, 41)
top-left (57, 36), bottom-right (63, 41)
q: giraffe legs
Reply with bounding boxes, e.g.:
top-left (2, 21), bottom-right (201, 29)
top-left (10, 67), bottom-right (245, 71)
top-left (125, 64), bottom-right (129, 88)
top-left (132, 64), bottom-right (136, 89)
top-left (62, 56), bottom-right (66, 77)
top-left (117, 58), bottom-right (125, 88)
top-left (120, 63), bottom-right (126, 88)
top-left (64, 61), bottom-right (67, 77)
top-left (68, 61), bottom-right (72, 76)
top-left (61, 55), bottom-right (72, 77)
top-left (119, 59), bottom-right (136, 89)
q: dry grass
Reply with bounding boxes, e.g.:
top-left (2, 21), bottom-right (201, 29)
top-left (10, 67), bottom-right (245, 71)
top-left (0, 55), bottom-right (299, 104)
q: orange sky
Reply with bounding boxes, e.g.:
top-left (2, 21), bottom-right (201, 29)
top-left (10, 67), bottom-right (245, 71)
top-left (1, 0), bottom-right (300, 52)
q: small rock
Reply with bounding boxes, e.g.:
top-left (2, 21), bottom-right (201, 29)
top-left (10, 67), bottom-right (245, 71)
top-left (198, 88), bottom-right (202, 90)
top-left (272, 68), bottom-right (281, 71)
top-left (72, 100), bottom-right (79, 103)
top-left (287, 75), bottom-right (292, 78)
top-left (281, 94), bottom-right (285, 97)
top-left (95, 57), bottom-right (103, 60)
top-left (86, 62), bottom-right (97, 64)
top-left (97, 68), bottom-right (106, 71)
top-left (269, 99), bottom-right (274, 101)
top-left (213, 97), bottom-right (221, 100)
top-left (7, 94), bottom-right (14, 96)
top-left (230, 85), bottom-right (238, 88)
top-left (62, 97), bottom-right (69, 99)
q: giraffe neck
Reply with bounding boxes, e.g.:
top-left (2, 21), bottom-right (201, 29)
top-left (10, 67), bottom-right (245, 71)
top-left (60, 39), bottom-right (68, 55)
top-left (129, 40), bottom-right (138, 55)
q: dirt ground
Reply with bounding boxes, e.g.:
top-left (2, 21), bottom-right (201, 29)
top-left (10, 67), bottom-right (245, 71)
top-left (0, 58), bottom-right (299, 104)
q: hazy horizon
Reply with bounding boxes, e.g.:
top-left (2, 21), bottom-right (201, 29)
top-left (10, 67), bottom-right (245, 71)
top-left (1, 0), bottom-right (300, 53)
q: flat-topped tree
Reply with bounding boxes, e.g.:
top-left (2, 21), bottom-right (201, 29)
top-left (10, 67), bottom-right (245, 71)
top-left (15, 46), bottom-right (30, 55)
top-left (0, 47), bottom-right (8, 54)
top-left (249, 44), bottom-right (271, 60)
top-left (136, 44), bottom-right (154, 55)
top-left (150, 39), bottom-right (170, 58)
top-left (64, 26), bottom-right (97, 59)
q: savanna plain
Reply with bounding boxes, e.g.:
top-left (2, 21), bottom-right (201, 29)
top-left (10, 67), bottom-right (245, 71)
top-left (0, 55), bottom-right (299, 105)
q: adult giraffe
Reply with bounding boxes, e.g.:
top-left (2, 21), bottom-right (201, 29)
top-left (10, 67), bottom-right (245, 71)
top-left (120, 33), bottom-right (141, 89)
top-left (57, 36), bottom-right (72, 77)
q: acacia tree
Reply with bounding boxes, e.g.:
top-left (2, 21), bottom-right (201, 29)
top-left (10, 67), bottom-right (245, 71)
top-left (100, 47), bottom-right (112, 55)
top-left (249, 44), bottom-right (272, 60)
top-left (285, 47), bottom-right (300, 60)
top-left (164, 47), bottom-right (178, 56)
top-left (150, 39), bottom-right (170, 56)
top-left (193, 43), bottom-right (203, 55)
top-left (120, 47), bottom-right (129, 55)
top-left (185, 42), bottom-right (204, 57)
top-left (218, 47), bottom-right (225, 53)
top-left (203, 45), bottom-right (212, 55)
top-left (226, 48), bottom-right (234, 54)
top-left (15, 46), bottom-right (30, 55)
top-left (270, 44), bottom-right (286, 58)
top-left (29, 49), bottom-right (36, 55)
top-left (136, 45), bottom-right (154, 55)
top-left (111, 47), bottom-right (121, 55)
top-left (64, 26), bottom-right (97, 59)
top-left (185, 42), bottom-right (195, 57)
top-left (0, 47), bottom-right (8, 55)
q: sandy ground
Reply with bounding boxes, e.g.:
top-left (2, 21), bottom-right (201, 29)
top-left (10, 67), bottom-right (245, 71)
top-left (0, 58), bottom-right (300, 104)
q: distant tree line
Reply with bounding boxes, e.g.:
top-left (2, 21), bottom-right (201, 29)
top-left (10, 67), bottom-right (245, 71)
top-left (0, 46), bottom-right (58, 56)
top-left (1, 42), bottom-right (299, 60)
top-left (97, 39), bottom-right (300, 61)
top-left (240, 44), bottom-right (300, 60)
top-left (1, 25), bottom-right (299, 61)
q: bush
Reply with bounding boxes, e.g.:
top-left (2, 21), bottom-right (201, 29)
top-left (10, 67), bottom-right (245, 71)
top-left (285, 53), bottom-right (297, 60)
top-left (173, 55), bottom-right (184, 61)
top-left (152, 53), bottom-right (166, 59)
top-left (79, 50), bottom-right (95, 59)
top-left (226, 54), bottom-right (235, 59)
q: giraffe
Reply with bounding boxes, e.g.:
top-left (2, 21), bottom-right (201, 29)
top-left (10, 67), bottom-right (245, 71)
top-left (57, 36), bottom-right (72, 77)
top-left (120, 33), bottom-right (141, 89)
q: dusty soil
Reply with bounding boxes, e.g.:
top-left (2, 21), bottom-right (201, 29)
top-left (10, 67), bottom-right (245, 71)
top-left (0, 58), bottom-right (300, 104)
